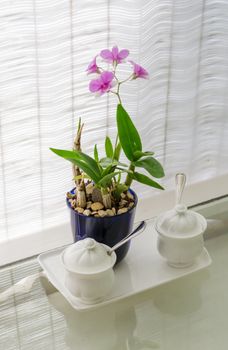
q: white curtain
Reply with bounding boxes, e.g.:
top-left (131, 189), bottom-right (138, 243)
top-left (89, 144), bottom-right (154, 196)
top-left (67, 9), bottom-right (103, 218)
top-left (0, 0), bottom-right (228, 242)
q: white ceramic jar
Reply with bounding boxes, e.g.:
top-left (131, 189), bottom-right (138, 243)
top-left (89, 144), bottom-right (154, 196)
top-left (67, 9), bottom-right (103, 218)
top-left (61, 238), bottom-right (116, 304)
top-left (155, 204), bottom-right (207, 268)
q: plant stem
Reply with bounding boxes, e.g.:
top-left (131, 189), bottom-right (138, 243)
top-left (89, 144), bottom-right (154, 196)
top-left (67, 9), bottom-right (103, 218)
top-left (116, 92), bottom-right (122, 104)
top-left (112, 69), bottom-right (122, 105)
top-left (125, 163), bottom-right (135, 188)
top-left (119, 74), bottom-right (134, 85)
top-left (116, 78), bottom-right (122, 104)
top-left (109, 90), bottom-right (122, 104)
top-left (110, 79), bottom-right (122, 161)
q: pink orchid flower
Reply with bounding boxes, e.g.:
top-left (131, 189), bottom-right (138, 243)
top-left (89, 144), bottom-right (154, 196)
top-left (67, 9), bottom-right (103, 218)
top-left (129, 60), bottom-right (149, 79)
top-left (86, 56), bottom-right (99, 74)
top-left (89, 71), bottom-right (115, 95)
top-left (100, 46), bottom-right (129, 64)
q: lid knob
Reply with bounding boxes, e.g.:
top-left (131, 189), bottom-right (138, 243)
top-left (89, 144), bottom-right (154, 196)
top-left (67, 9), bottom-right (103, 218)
top-left (175, 204), bottom-right (187, 214)
top-left (84, 238), bottom-right (96, 250)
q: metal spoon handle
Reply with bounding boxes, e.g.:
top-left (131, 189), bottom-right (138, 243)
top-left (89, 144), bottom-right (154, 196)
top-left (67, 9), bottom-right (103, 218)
top-left (107, 221), bottom-right (146, 255)
top-left (175, 173), bottom-right (186, 205)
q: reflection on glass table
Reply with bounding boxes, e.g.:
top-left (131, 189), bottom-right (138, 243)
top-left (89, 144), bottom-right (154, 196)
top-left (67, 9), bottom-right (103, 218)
top-left (1, 197), bottom-right (228, 350)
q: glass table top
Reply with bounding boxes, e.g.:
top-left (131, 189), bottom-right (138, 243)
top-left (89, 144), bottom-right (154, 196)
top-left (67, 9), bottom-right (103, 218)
top-left (1, 199), bottom-right (228, 350)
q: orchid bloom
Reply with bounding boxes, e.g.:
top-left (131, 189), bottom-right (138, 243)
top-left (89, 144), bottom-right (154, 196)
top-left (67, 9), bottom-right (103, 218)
top-left (129, 60), bottom-right (149, 79)
top-left (86, 56), bottom-right (99, 74)
top-left (89, 71), bottom-right (115, 95)
top-left (100, 46), bottom-right (129, 65)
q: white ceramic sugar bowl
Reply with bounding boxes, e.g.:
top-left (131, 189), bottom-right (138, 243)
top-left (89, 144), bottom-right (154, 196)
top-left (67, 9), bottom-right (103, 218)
top-left (61, 238), bottom-right (116, 304)
top-left (156, 204), bottom-right (207, 268)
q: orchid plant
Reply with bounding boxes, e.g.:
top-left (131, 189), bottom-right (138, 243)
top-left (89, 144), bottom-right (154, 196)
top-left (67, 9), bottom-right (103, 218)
top-left (51, 46), bottom-right (165, 213)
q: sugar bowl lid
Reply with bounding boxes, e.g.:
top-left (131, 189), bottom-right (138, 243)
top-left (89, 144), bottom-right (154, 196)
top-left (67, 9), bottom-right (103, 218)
top-left (156, 173), bottom-right (207, 238)
top-left (62, 238), bottom-right (116, 274)
top-left (156, 204), bottom-right (207, 238)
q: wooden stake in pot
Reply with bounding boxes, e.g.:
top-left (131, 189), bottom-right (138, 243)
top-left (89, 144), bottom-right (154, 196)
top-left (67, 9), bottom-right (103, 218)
top-left (73, 118), bottom-right (86, 208)
top-left (101, 188), bottom-right (112, 209)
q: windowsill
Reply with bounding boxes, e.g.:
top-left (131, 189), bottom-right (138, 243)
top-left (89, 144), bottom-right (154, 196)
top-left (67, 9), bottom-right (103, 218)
top-left (1, 173), bottom-right (228, 266)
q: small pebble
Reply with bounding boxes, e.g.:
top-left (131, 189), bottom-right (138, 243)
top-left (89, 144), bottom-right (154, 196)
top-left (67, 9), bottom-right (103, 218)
top-left (83, 209), bottom-right (91, 216)
top-left (106, 209), bottom-right (114, 217)
top-left (129, 202), bottom-right (134, 208)
top-left (66, 192), bottom-right (74, 199)
top-left (112, 207), bottom-right (116, 215)
top-left (117, 207), bottom-right (128, 215)
top-left (91, 202), bottom-right (104, 211)
top-left (86, 201), bottom-right (93, 209)
top-left (119, 199), bottom-right (128, 207)
top-left (75, 207), bottom-right (84, 214)
top-left (98, 210), bottom-right (107, 217)
top-left (86, 183), bottom-right (94, 195)
top-left (71, 199), bottom-right (77, 207)
top-left (127, 191), bottom-right (134, 200)
top-left (121, 193), bottom-right (126, 199)
top-left (92, 188), bottom-right (103, 203)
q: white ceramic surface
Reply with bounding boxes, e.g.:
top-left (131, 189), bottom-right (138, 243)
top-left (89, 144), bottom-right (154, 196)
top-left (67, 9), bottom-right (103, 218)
top-left (156, 205), bottom-right (207, 267)
top-left (157, 231), bottom-right (205, 268)
top-left (62, 238), bottom-right (115, 274)
top-left (61, 238), bottom-right (116, 303)
top-left (156, 204), bottom-right (207, 237)
top-left (38, 220), bottom-right (211, 311)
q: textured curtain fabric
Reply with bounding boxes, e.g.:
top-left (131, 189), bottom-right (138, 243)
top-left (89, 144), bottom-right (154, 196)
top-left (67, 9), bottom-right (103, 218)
top-left (0, 0), bottom-right (228, 241)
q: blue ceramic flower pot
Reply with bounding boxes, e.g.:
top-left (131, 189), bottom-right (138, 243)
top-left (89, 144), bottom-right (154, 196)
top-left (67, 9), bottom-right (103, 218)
top-left (66, 188), bottom-right (138, 264)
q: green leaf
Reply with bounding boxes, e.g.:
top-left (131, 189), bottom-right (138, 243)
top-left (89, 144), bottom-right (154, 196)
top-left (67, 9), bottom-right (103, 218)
top-left (105, 136), bottom-right (114, 158)
top-left (101, 164), bottom-right (114, 178)
top-left (134, 157), bottom-right (165, 178)
top-left (98, 171), bottom-right (122, 187)
top-left (94, 144), bottom-right (99, 162)
top-left (116, 104), bottom-right (142, 161)
top-left (99, 157), bottom-right (127, 168)
top-left (113, 142), bottom-right (121, 161)
top-left (50, 148), bottom-right (101, 183)
top-left (73, 174), bottom-right (91, 181)
top-left (117, 172), bottom-right (122, 183)
top-left (99, 157), bottom-right (114, 168)
top-left (133, 150), bottom-right (154, 160)
top-left (132, 172), bottom-right (164, 190)
top-left (75, 151), bottom-right (101, 176)
top-left (94, 145), bottom-right (103, 173)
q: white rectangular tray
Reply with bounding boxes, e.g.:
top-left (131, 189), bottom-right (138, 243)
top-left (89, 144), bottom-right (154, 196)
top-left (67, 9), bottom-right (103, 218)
top-left (38, 219), bottom-right (211, 311)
